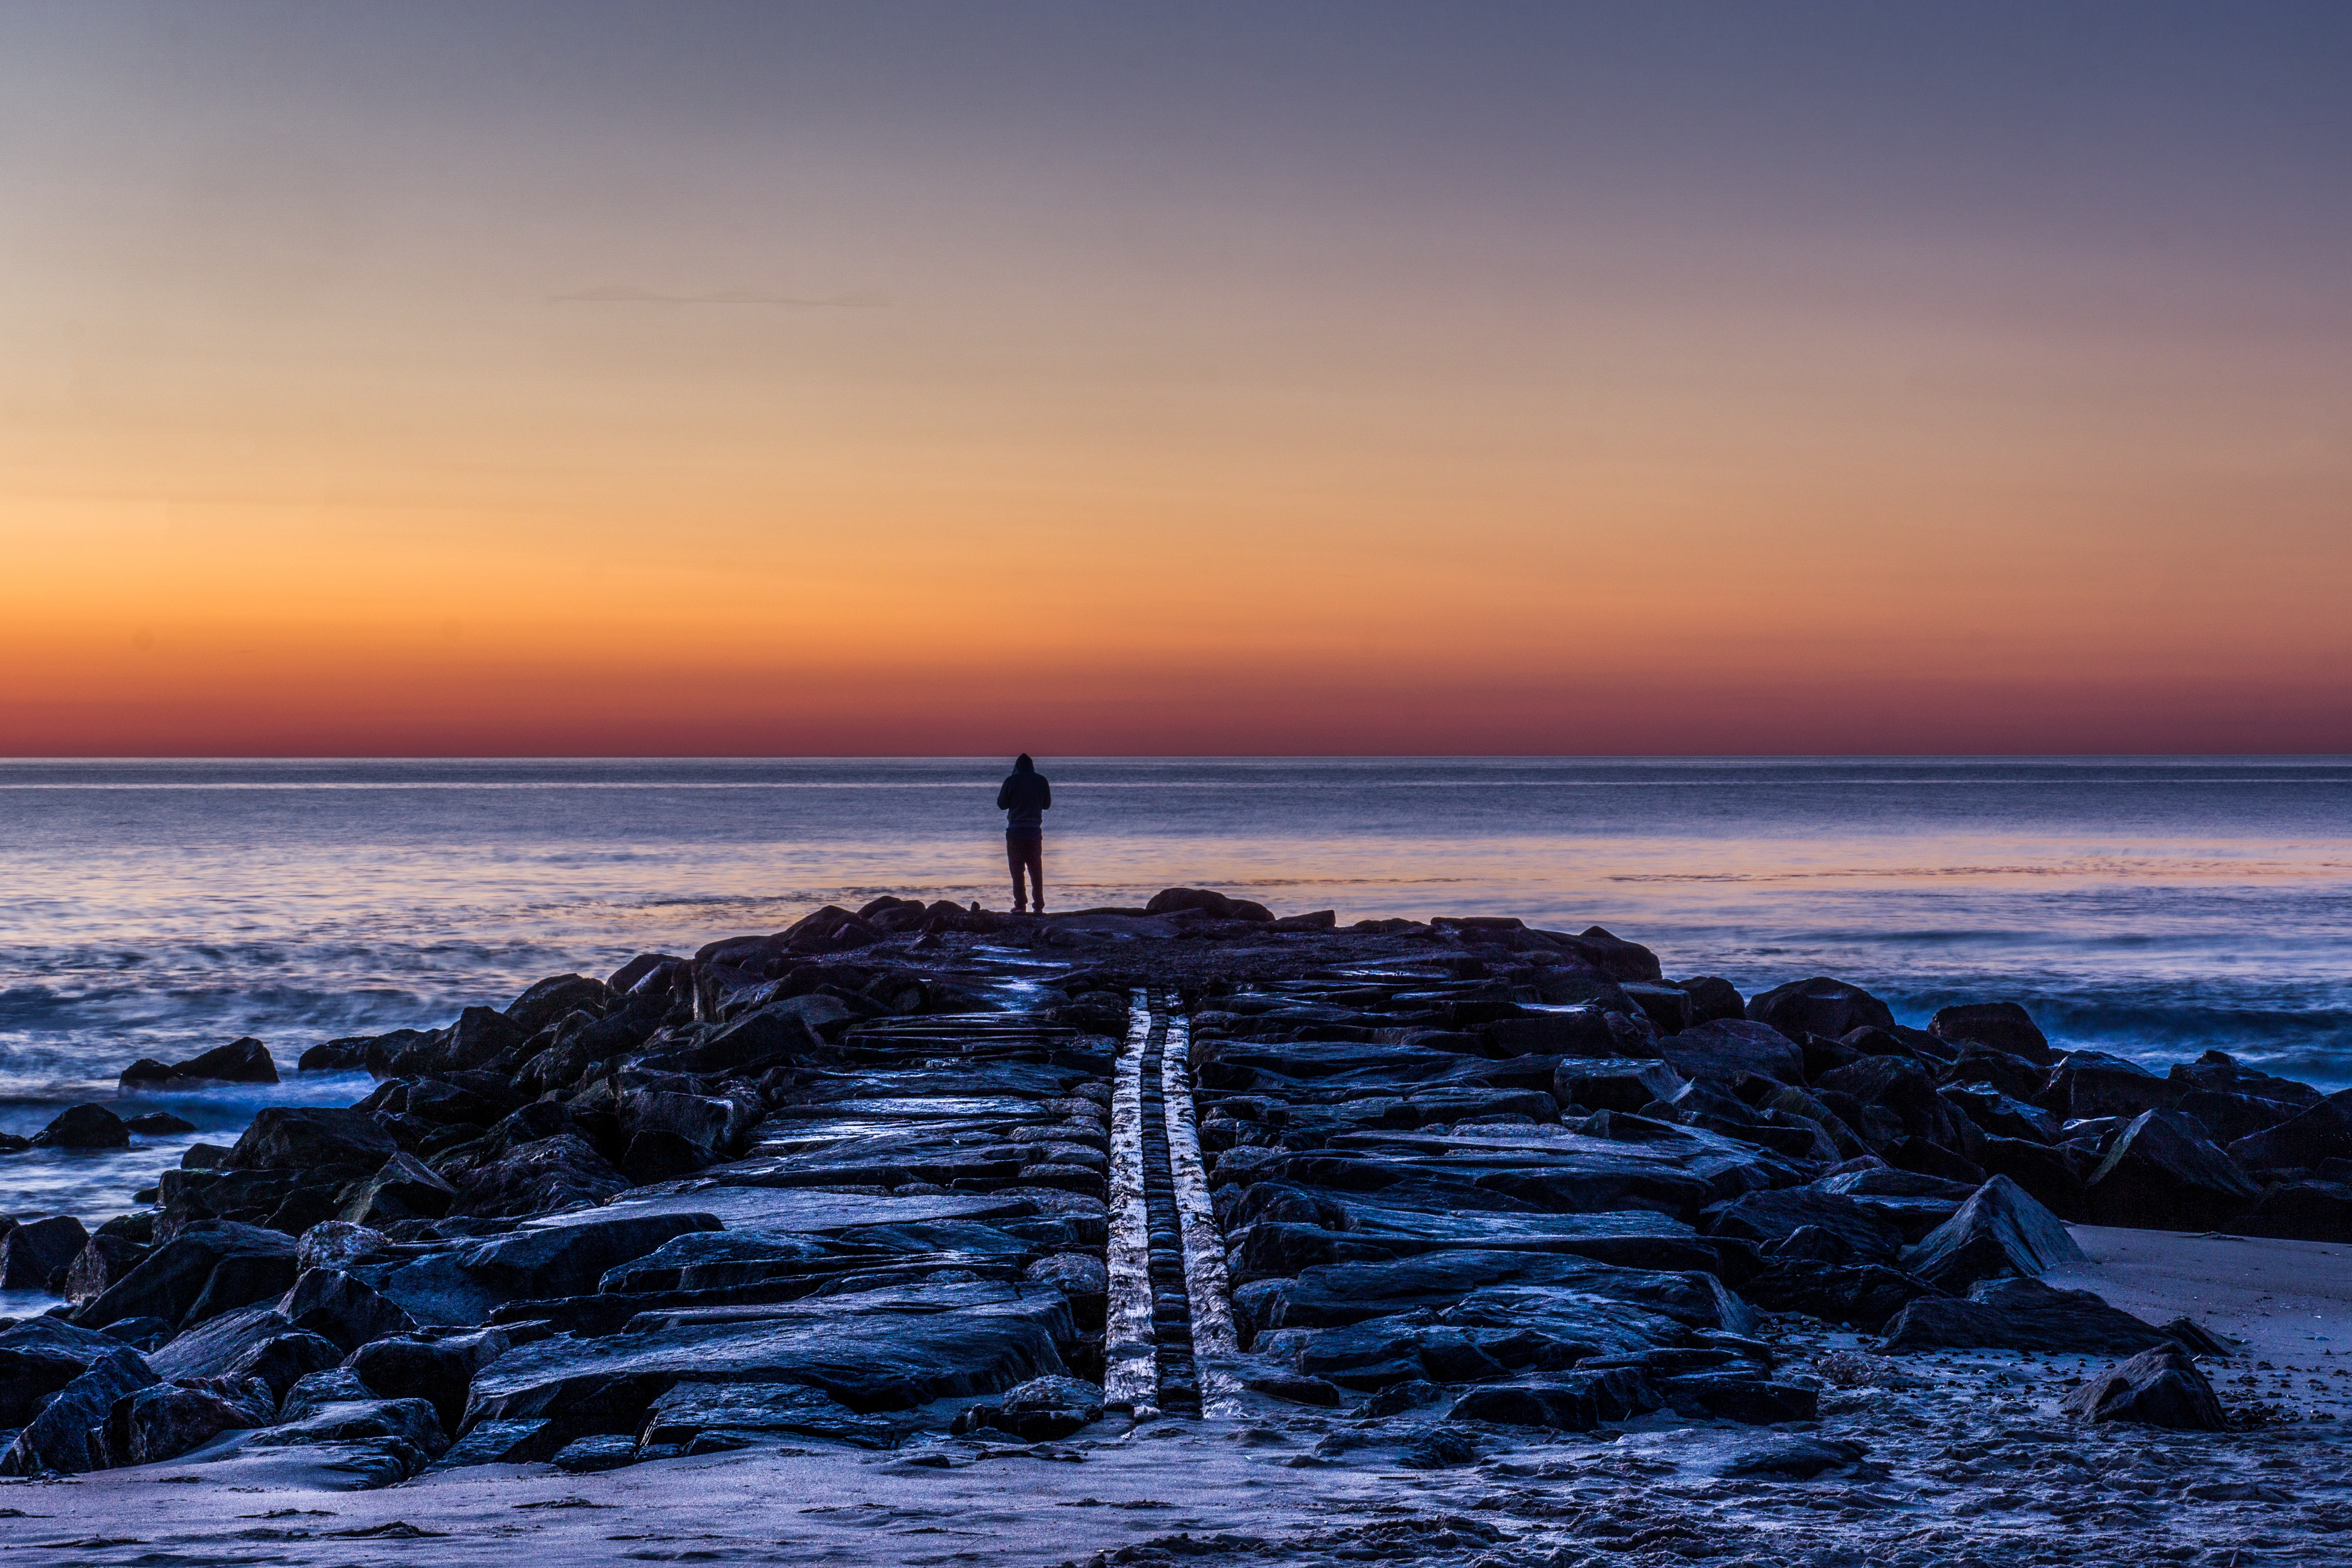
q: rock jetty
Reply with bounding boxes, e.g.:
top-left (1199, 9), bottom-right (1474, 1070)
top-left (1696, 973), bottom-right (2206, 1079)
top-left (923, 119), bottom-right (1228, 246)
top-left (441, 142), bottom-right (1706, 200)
top-left (6, 893), bottom-right (2352, 1567)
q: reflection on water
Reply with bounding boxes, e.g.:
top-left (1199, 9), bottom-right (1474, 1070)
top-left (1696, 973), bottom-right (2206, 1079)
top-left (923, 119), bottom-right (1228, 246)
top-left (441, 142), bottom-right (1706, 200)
top-left (4, 756), bottom-right (2349, 1223)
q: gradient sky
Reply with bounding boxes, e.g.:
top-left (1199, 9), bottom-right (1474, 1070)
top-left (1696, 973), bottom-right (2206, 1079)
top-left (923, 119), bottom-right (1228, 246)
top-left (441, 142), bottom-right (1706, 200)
top-left (4, 2), bottom-right (2348, 755)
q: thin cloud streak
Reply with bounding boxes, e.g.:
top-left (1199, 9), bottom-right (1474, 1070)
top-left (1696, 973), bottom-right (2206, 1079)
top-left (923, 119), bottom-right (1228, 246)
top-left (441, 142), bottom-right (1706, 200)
top-left (548, 286), bottom-right (891, 308)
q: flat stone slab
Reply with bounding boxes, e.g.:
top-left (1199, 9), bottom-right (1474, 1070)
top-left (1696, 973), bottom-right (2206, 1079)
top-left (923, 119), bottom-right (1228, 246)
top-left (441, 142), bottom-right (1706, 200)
top-left (533, 1186), bottom-right (1040, 1237)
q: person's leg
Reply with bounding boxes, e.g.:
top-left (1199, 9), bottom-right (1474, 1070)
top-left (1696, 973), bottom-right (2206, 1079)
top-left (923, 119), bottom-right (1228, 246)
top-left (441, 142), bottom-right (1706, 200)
top-left (1025, 837), bottom-right (1045, 913)
top-left (1007, 833), bottom-right (1030, 911)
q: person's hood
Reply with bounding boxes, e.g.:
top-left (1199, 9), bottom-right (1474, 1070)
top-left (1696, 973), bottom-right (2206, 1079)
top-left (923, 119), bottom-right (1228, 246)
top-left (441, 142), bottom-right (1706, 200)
top-left (1014, 754), bottom-right (1034, 772)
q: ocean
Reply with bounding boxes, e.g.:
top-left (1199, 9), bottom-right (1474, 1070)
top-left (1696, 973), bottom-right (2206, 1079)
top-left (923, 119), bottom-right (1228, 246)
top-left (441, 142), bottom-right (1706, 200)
top-left (5, 755), bottom-right (2350, 1245)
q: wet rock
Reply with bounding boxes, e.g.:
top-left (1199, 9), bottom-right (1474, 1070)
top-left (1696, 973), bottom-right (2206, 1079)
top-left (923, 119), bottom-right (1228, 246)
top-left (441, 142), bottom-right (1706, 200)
top-left (97, 1316), bottom-right (174, 1352)
top-left (32, 1102), bottom-right (131, 1149)
top-left (1899, 1176), bottom-right (2085, 1290)
top-left (465, 1281), bottom-right (1072, 1426)
top-left (462, 1212), bottom-right (719, 1302)
top-left (1147, 888), bottom-right (1275, 922)
top-left (2236, 1179), bottom-right (2352, 1242)
top-left (431, 1416), bottom-right (567, 1468)
top-left (1026, 1252), bottom-right (1110, 1332)
top-left (595, 1228), bottom-right (828, 1294)
top-left (1243, 1373), bottom-right (1343, 1407)
top-left (102, 1377), bottom-right (275, 1465)
top-left (2060, 1346), bottom-right (2225, 1429)
top-left (75, 1219), bottom-right (298, 1329)
top-left (124, 1111), bottom-right (198, 1135)
top-left (296, 1220), bottom-right (391, 1273)
top-left (1941, 1085), bottom-right (2061, 1144)
top-left (1975, 1137), bottom-right (2089, 1222)
top-left (1746, 978), bottom-right (1895, 1044)
top-left (147, 1302), bottom-right (293, 1382)
top-left (1656, 1019), bottom-right (1807, 1086)
top-left (1882, 1275), bottom-right (2177, 1354)
top-left (1557, 1060), bottom-right (1687, 1114)
top-left (1446, 1369), bottom-right (1660, 1431)
top-left (228, 1107), bottom-right (397, 1173)
top-left (280, 1267), bottom-right (418, 1350)
top-left (552, 1433), bottom-right (640, 1471)
top-left (446, 1132), bottom-right (627, 1217)
top-left (1928, 1003), bottom-right (2053, 1066)
top-left (1483, 1008), bottom-right (1630, 1058)
top-left (65, 1233), bottom-right (148, 1302)
top-left (122, 1037), bottom-right (279, 1091)
top-left (0, 1214), bottom-right (89, 1290)
top-left (350, 1336), bottom-right (486, 1432)
top-left (640, 1380), bottom-right (899, 1450)
top-left (954, 1373), bottom-right (1106, 1440)
top-left (281, 1366), bottom-right (376, 1419)
top-left (0, 1318), bottom-right (158, 1475)
top-left (2084, 1109), bottom-right (2260, 1231)
top-left (1721, 1435), bottom-right (1869, 1479)
top-left (508, 974), bottom-right (615, 1036)
top-left (1241, 1252), bottom-right (1752, 1339)
top-left (2227, 1089), bottom-right (2352, 1174)
top-left (248, 1395), bottom-right (448, 1463)
top-left (1394, 1423), bottom-right (1483, 1467)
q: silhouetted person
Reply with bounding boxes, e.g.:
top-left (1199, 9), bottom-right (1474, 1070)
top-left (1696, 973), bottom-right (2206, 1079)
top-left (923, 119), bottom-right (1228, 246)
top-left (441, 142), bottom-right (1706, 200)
top-left (997, 753), bottom-right (1051, 912)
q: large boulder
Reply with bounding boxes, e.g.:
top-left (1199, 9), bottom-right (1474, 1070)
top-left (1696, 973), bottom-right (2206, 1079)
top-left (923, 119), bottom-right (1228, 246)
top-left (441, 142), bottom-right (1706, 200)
top-left (2041, 1053), bottom-right (2180, 1123)
top-left (1738, 1261), bottom-right (1941, 1331)
top-left (507, 974), bottom-right (615, 1037)
top-left (0, 1318), bottom-right (159, 1475)
top-left (101, 1378), bottom-right (277, 1465)
top-left (1746, 978), bottom-right (1895, 1044)
top-left (1673, 977), bottom-right (1746, 1026)
top-left (0, 1214), bottom-right (89, 1290)
top-left (1556, 1060), bottom-right (1687, 1114)
top-left (1927, 1004), bottom-right (2054, 1066)
top-left (2235, 1180), bottom-right (2352, 1243)
top-left (1883, 1276), bottom-right (2178, 1355)
top-left (1705, 1189), bottom-right (1904, 1262)
top-left (638, 1380), bottom-right (897, 1451)
top-left (279, 1267), bottom-right (417, 1350)
top-left (1656, 1019), bottom-right (1807, 1086)
top-left (31, 1103), bottom-right (130, 1149)
top-left (64, 1234), bottom-right (149, 1303)
top-left (2084, 1110), bottom-right (2260, 1231)
top-left (2227, 1090), bottom-right (2352, 1174)
top-left (952, 1374), bottom-right (1108, 1441)
top-left (2060, 1346), bottom-right (2225, 1429)
top-left (1976, 1137), bottom-right (2089, 1222)
top-left (220, 1329), bottom-right (347, 1400)
top-left (120, 1037), bottom-right (279, 1091)
top-left (1898, 1176), bottom-right (2085, 1291)
top-left (1145, 887), bottom-right (1274, 922)
top-left (226, 1107), bottom-right (397, 1173)
top-left (340, 1152), bottom-right (457, 1227)
top-left (458, 1213), bottom-right (720, 1302)
top-left (73, 1220), bottom-right (298, 1330)
top-left (1446, 1369), bottom-right (1662, 1431)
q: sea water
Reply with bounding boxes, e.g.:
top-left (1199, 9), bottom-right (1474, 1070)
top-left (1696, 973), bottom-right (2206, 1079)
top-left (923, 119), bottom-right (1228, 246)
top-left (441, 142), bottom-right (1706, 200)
top-left (4, 756), bottom-right (2350, 1236)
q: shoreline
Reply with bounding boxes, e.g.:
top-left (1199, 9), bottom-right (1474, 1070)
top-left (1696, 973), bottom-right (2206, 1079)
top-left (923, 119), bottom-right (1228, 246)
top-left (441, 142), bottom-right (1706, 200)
top-left (8, 893), bottom-right (2352, 1564)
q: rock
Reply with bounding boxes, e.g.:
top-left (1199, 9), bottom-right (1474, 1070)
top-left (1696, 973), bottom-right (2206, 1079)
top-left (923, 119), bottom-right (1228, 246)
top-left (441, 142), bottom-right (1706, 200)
top-left (1942, 1085), bottom-right (2060, 1144)
top-left (228, 1107), bottom-right (397, 1173)
top-left (954, 1374), bottom-right (1106, 1440)
top-left (431, 1416), bottom-right (567, 1468)
top-left (1928, 1003), bottom-right (2053, 1066)
top-left (460, 1212), bottom-right (719, 1301)
top-left (31, 1103), bottom-right (130, 1149)
top-left (465, 1281), bottom-right (1072, 1427)
top-left (1025, 1252), bottom-right (1109, 1331)
top-left (0, 1319), bottom-right (158, 1475)
top-left (1655, 1374), bottom-right (1818, 1424)
top-left (1899, 1176), bottom-right (2085, 1291)
top-left (1674, 977), bottom-right (1746, 1026)
top-left (102, 1378), bottom-right (275, 1465)
top-left (2227, 1089), bottom-right (2352, 1173)
top-left (2042, 1052), bottom-right (2180, 1122)
top-left (1556, 1060), bottom-right (1687, 1114)
top-left (296, 1220), bottom-right (391, 1273)
top-left (350, 1336), bottom-right (482, 1432)
top-left (2085, 1110), bottom-right (2260, 1231)
top-left (1484, 1008), bottom-right (1630, 1058)
top-left (122, 1037), bottom-right (279, 1091)
top-left (247, 1395), bottom-right (448, 1461)
top-left (1882, 1276), bottom-right (2177, 1354)
top-left (1655, 1019), bottom-right (1807, 1086)
top-left (1239, 1252), bottom-right (1753, 1340)
top-left (2060, 1346), bottom-right (2225, 1429)
top-left (1242, 1374), bottom-right (1343, 1407)
top-left (1738, 1262), bottom-right (1942, 1331)
top-left (64, 1233), bottom-right (148, 1303)
top-left (595, 1229), bottom-right (829, 1295)
top-left (98, 1316), bottom-right (175, 1351)
top-left (1746, 978), bottom-right (1895, 1043)
top-left (74, 1219), bottom-right (298, 1329)
top-left (2237, 1180), bottom-right (2352, 1243)
top-left (341, 1151), bottom-right (458, 1226)
top-left (507, 974), bottom-right (614, 1036)
top-left (1446, 1369), bottom-right (1660, 1431)
top-left (181, 1142), bottom-right (233, 1169)
top-left (1394, 1424), bottom-right (1483, 1468)
top-left (279, 1268), bottom-right (418, 1350)
top-left (446, 1132), bottom-right (627, 1217)
top-left (1146, 888), bottom-right (1275, 922)
top-left (621, 1130), bottom-right (716, 1184)
top-left (553, 1433), bottom-right (641, 1471)
top-left (0, 1214), bottom-right (89, 1290)
top-left (1975, 1137), bottom-right (2088, 1222)
top-left (639, 1380), bottom-right (899, 1451)
top-left (281, 1367), bottom-right (377, 1420)
top-left (1705, 1190), bottom-right (1904, 1263)
top-left (1721, 1435), bottom-right (1869, 1479)
top-left (123, 1111), bottom-right (198, 1135)
top-left (146, 1302), bottom-right (293, 1381)
top-left (220, 1329), bottom-right (346, 1400)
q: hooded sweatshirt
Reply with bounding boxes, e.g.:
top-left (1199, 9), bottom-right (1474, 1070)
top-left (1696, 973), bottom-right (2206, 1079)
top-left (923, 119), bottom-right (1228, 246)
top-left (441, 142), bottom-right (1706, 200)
top-left (996, 754), bottom-right (1051, 834)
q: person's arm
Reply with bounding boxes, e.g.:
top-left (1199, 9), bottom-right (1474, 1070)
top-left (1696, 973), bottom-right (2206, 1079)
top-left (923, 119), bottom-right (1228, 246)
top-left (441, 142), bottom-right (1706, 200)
top-left (996, 780), bottom-right (1012, 810)
top-left (1039, 779), bottom-right (1051, 810)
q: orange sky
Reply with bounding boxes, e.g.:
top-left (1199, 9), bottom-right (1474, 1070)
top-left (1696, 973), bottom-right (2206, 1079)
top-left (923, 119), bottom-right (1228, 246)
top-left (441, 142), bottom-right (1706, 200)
top-left (4, 7), bottom-right (2348, 755)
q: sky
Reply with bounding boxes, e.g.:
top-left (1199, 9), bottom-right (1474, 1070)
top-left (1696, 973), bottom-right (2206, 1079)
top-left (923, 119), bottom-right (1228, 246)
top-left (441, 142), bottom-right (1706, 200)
top-left (2, 2), bottom-right (2348, 755)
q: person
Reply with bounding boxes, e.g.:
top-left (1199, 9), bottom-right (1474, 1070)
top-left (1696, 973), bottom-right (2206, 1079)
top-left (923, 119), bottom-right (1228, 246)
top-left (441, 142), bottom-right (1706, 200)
top-left (996, 753), bottom-right (1051, 912)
